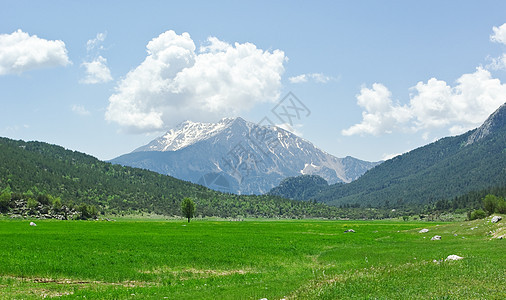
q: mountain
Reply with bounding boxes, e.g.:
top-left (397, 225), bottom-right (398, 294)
top-left (110, 117), bottom-right (380, 194)
top-left (0, 137), bottom-right (347, 219)
top-left (309, 102), bottom-right (506, 207)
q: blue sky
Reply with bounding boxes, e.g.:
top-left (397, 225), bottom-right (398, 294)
top-left (2, 1), bottom-right (506, 162)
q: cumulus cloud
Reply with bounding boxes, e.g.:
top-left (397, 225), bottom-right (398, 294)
top-left (487, 23), bottom-right (506, 70)
top-left (487, 53), bottom-right (506, 70)
top-left (106, 30), bottom-right (286, 133)
top-left (80, 56), bottom-right (112, 84)
top-left (0, 29), bottom-right (70, 75)
top-left (80, 32), bottom-right (112, 84)
top-left (342, 83), bottom-right (411, 136)
top-left (289, 73), bottom-right (336, 84)
top-left (343, 67), bottom-right (506, 137)
top-left (490, 23), bottom-right (506, 45)
top-left (71, 104), bottom-right (91, 116)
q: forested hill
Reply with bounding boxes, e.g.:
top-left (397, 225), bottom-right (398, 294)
top-left (268, 175), bottom-right (329, 200)
top-left (0, 137), bottom-right (346, 218)
top-left (313, 103), bottom-right (506, 207)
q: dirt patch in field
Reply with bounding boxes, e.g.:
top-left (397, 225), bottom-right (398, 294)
top-left (185, 268), bottom-right (250, 276)
top-left (139, 266), bottom-right (253, 278)
top-left (2, 275), bottom-right (154, 288)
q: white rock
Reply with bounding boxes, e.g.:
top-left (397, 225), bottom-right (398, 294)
top-left (431, 235), bottom-right (441, 240)
top-left (491, 216), bottom-right (502, 223)
top-left (29, 222), bottom-right (37, 226)
top-left (445, 255), bottom-right (464, 261)
top-left (419, 228), bottom-right (429, 233)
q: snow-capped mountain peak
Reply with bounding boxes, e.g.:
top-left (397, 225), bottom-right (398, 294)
top-left (114, 117), bottom-right (380, 194)
top-left (133, 117), bottom-right (242, 152)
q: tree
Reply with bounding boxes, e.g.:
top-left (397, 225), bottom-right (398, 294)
top-left (482, 194), bottom-right (498, 215)
top-left (52, 197), bottom-right (62, 211)
top-left (181, 197), bottom-right (195, 223)
top-left (0, 190), bottom-right (11, 213)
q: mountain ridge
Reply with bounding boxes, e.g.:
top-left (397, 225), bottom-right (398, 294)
top-left (0, 136), bottom-right (347, 218)
top-left (291, 102), bottom-right (506, 206)
top-left (111, 117), bottom-right (380, 194)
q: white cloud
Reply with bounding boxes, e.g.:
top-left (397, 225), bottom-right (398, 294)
top-left (199, 36), bottom-right (230, 53)
top-left (289, 72), bottom-right (336, 84)
top-left (490, 23), bottom-right (506, 45)
top-left (342, 83), bottom-right (411, 136)
top-left (87, 32), bottom-right (106, 52)
top-left (343, 67), bottom-right (506, 137)
top-left (1, 124), bottom-right (29, 134)
top-left (106, 30), bottom-right (286, 133)
top-left (80, 32), bottom-right (112, 84)
top-left (80, 56), bottom-right (112, 84)
top-left (71, 104), bottom-right (91, 116)
top-left (289, 74), bottom-right (307, 83)
top-left (486, 53), bottom-right (506, 70)
top-left (0, 29), bottom-right (70, 75)
top-left (487, 23), bottom-right (506, 70)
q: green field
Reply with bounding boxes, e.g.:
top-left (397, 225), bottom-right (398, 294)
top-left (0, 217), bottom-right (504, 299)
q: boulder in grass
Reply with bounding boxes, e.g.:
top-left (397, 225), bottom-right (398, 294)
top-left (419, 228), bottom-right (429, 233)
top-left (445, 255), bottom-right (464, 261)
top-left (29, 222), bottom-right (37, 226)
top-left (431, 235), bottom-right (441, 240)
top-left (491, 216), bottom-right (502, 223)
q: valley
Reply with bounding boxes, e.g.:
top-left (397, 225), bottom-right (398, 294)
top-left (3, 4), bottom-right (506, 299)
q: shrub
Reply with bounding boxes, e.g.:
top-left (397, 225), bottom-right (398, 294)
top-left (469, 209), bottom-right (486, 220)
top-left (77, 204), bottom-right (98, 220)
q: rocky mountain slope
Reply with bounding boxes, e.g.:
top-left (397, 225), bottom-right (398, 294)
top-left (111, 117), bottom-right (379, 194)
top-left (309, 102), bottom-right (506, 207)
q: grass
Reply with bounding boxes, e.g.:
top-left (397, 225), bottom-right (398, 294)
top-left (0, 216), bottom-right (504, 299)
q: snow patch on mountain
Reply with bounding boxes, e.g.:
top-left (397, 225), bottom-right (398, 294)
top-left (134, 118), bottom-right (236, 152)
top-left (112, 117), bottom-right (380, 194)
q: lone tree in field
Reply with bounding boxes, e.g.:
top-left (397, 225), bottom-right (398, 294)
top-left (181, 197), bottom-right (195, 223)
